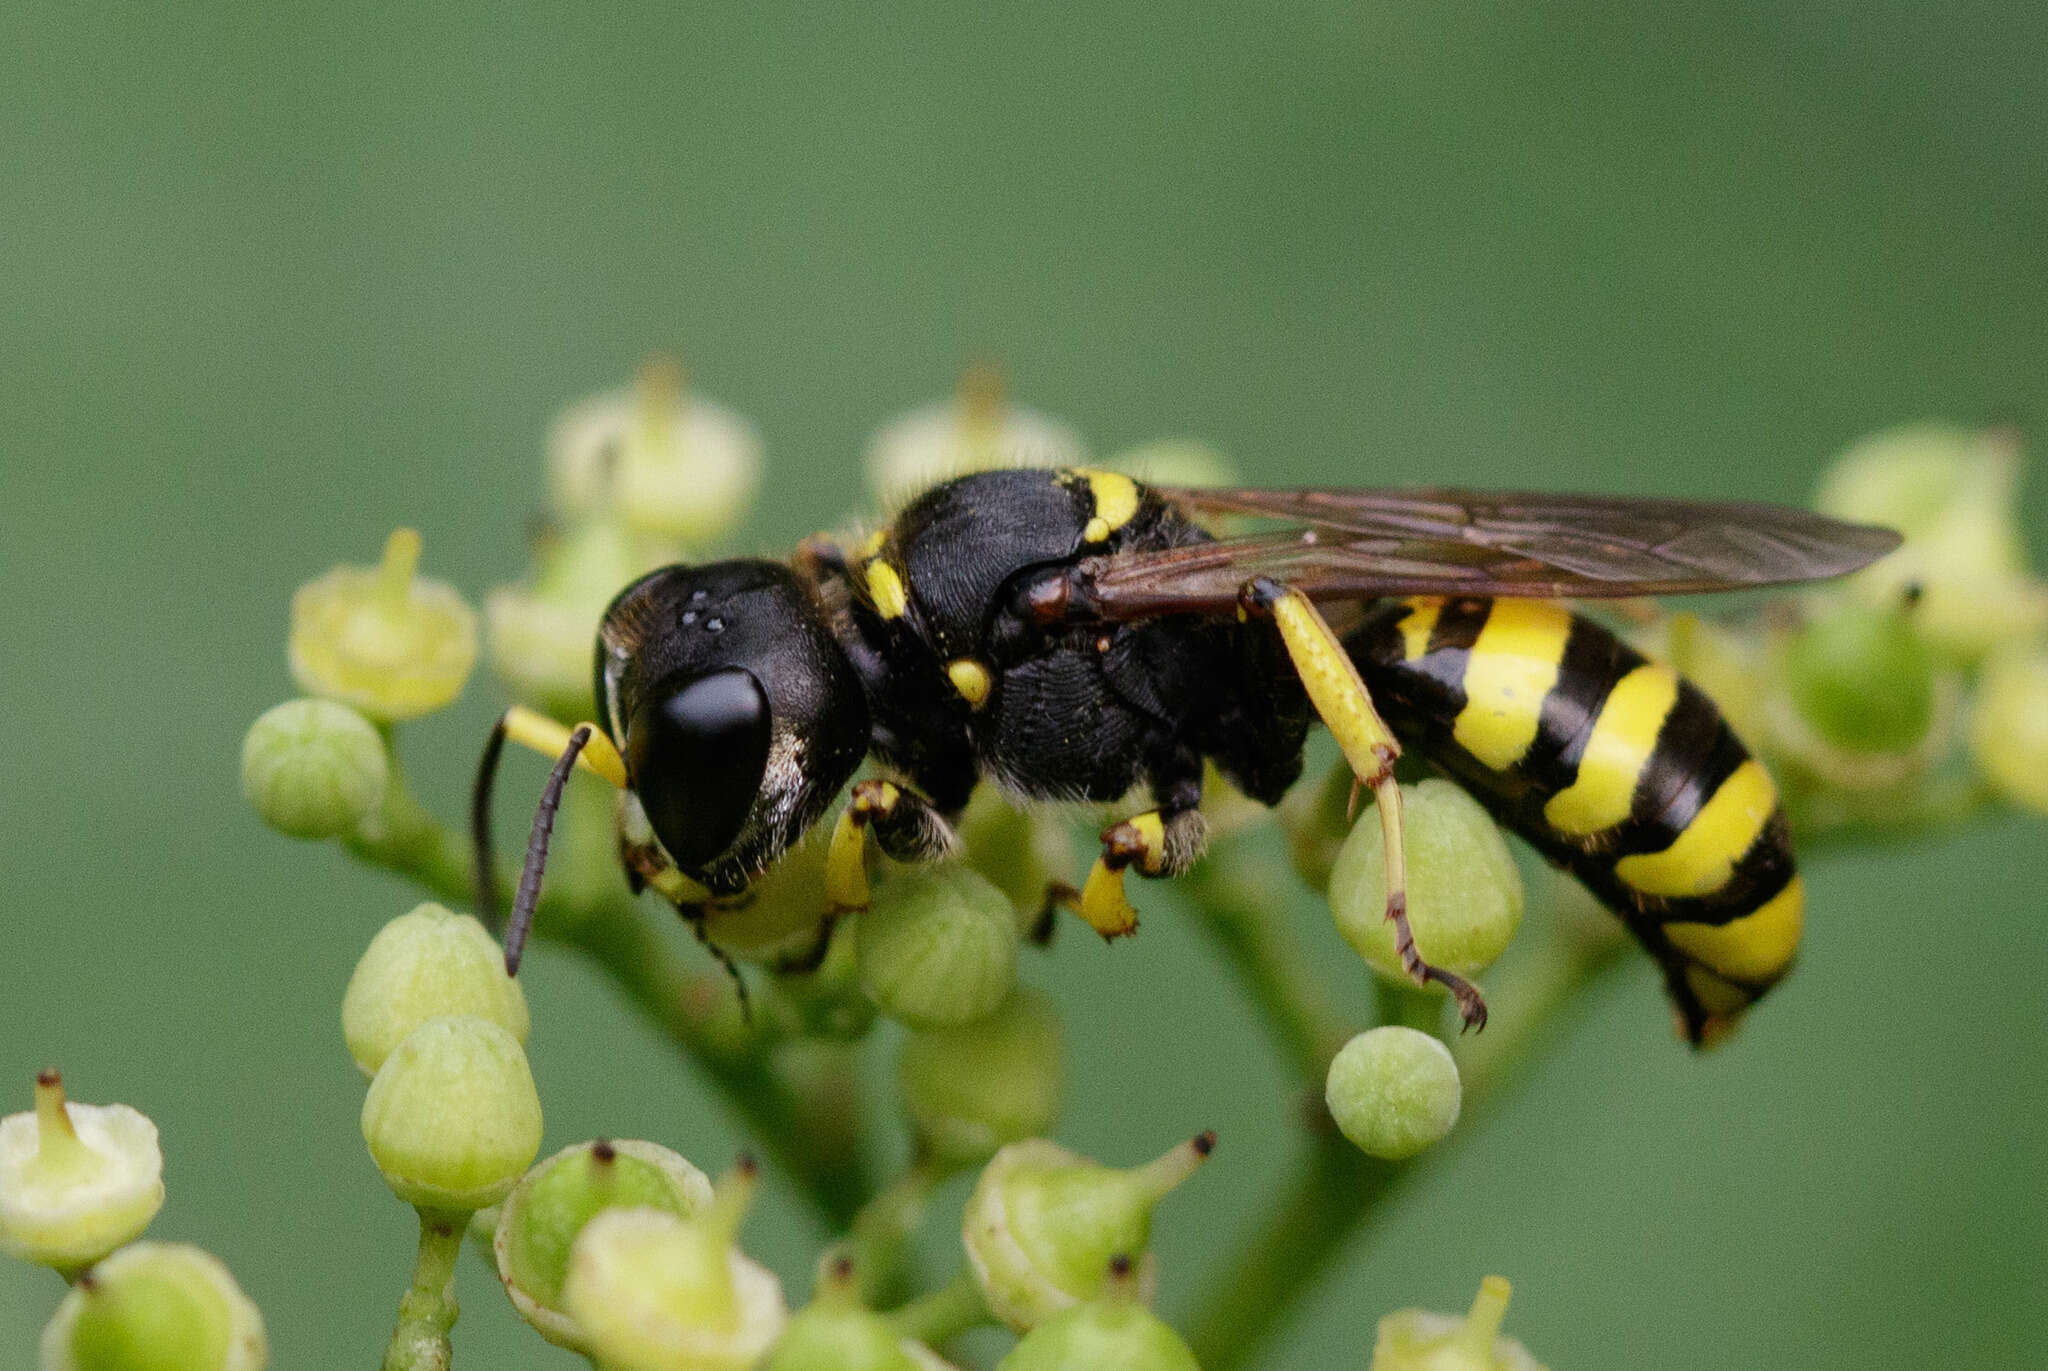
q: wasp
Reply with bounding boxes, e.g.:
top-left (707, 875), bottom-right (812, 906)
top-left (474, 466), bottom-right (1898, 1044)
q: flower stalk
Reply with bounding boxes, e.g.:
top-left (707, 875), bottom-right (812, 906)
top-left (381, 1210), bottom-right (464, 1371)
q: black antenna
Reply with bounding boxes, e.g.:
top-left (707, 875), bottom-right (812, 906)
top-left (471, 715), bottom-right (595, 975)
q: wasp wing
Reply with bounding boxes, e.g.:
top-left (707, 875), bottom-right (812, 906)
top-left (1080, 486), bottom-right (1901, 619)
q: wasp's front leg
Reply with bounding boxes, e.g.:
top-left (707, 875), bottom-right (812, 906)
top-left (823, 778), bottom-right (963, 912)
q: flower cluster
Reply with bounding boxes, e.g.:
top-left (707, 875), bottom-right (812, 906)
top-left (21, 363), bottom-right (2040, 1368)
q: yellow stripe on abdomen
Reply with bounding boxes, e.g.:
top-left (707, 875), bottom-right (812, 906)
top-left (1544, 663), bottom-right (1681, 837)
top-left (1663, 875), bottom-right (1804, 983)
top-left (1451, 600), bottom-right (1574, 771)
top-left (1397, 597), bottom-right (1443, 662)
top-left (1614, 759), bottom-right (1779, 899)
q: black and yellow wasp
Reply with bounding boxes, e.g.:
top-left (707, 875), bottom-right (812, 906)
top-left (475, 467), bottom-right (1897, 1044)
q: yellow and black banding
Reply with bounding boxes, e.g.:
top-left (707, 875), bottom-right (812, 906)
top-left (1347, 595), bottom-right (1801, 1044)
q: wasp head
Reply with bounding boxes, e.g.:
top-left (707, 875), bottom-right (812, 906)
top-left (595, 560), bottom-right (869, 894)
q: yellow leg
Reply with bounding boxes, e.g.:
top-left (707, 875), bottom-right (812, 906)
top-left (824, 779), bottom-right (903, 912)
top-left (1250, 580), bottom-right (1488, 1030)
top-left (1077, 811), bottom-right (1167, 939)
top-left (502, 704), bottom-right (628, 789)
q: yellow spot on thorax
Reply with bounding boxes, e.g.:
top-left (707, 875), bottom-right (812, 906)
top-left (1664, 875), bottom-right (1804, 983)
top-left (1074, 468), bottom-right (1140, 539)
top-left (865, 559), bottom-right (908, 620)
top-left (1452, 600), bottom-right (1573, 771)
top-left (946, 657), bottom-right (992, 708)
top-left (1615, 759), bottom-right (1779, 898)
top-left (1398, 598), bottom-right (1443, 661)
top-left (1544, 663), bottom-right (1681, 837)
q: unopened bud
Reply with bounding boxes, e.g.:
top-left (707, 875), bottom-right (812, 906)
top-left (1782, 598), bottom-right (1937, 755)
top-left (360, 1016), bottom-right (542, 1214)
top-left (288, 529), bottom-right (478, 721)
top-left (897, 988), bottom-right (1063, 1169)
top-left (865, 365), bottom-right (1086, 506)
top-left (1969, 640), bottom-right (2048, 814)
top-left (858, 865), bottom-right (1018, 1030)
top-left (548, 359), bottom-right (763, 544)
top-left (495, 1138), bottom-right (713, 1349)
top-left (486, 519), bottom-right (642, 718)
top-left (1371, 1275), bottom-right (1547, 1371)
top-left (341, 903), bottom-right (530, 1077)
top-left (996, 1255), bottom-right (1201, 1371)
top-left (562, 1162), bottom-right (786, 1371)
top-left (1331, 780), bottom-right (1524, 989)
top-left (764, 1255), bottom-right (953, 1371)
top-left (1815, 423), bottom-right (2048, 662)
top-left (1102, 439), bottom-right (1237, 490)
top-left (240, 698), bottom-right (387, 840)
top-left (1325, 1027), bottom-right (1462, 1161)
top-left (963, 1133), bottom-right (1214, 1331)
top-left (0, 1073), bottom-right (163, 1273)
top-left (39, 1242), bottom-right (266, 1371)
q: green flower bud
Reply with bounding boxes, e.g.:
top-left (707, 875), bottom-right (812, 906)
top-left (897, 988), bottom-right (1063, 1169)
top-left (487, 519), bottom-right (643, 719)
top-left (997, 1256), bottom-right (1201, 1371)
top-left (957, 790), bottom-right (1076, 937)
top-left (288, 528), bottom-right (478, 721)
top-left (341, 903), bottom-right (530, 1077)
top-left (764, 1255), bottom-right (953, 1371)
top-left (239, 698), bottom-right (388, 840)
top-left (1970, 640), bottom-right (2048, 814)
top-left (0, 1074), bottom-right (164, 1273)
top-left (866, 364), bottom-right (1086, 506)
top-left (562, 1163), bottom-right (787, 1371)
top-left (1331, 780), bottom-right (1524, 989)
top-left (1782, 598), bottom-right (1937, 754)
top-left (1325, 1027), bottom-right (1462, 1161)
top-left (1102, 439), bottom-right (1238, 490)
top-left (360, 1015), bottom-right (542, 1214)
top-left (699, 833), bottom-right (836, 966)
top-left (1815, 423), bottom-right (2048, 662)
top-left (494, 1138), bottom-right (714, 1349)
top-left (1277, 761), bottom-right (1355, 894)
top-left (859, 864), bottom-right (1018, 1030)
top-left (549, 358), bottom-right (763, 544)
top-left (764, 918), bottom-right (878, 1042)
top-left (963, 1133), bottom-right (1214, 1331)
top-left (1371, 1275), bottom-right (1547, 1371)
top-left (39, 1243), bottom-right (266, 1371)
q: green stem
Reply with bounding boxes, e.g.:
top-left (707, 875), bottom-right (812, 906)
top-left (887, 1269), bottom-right (991, 1348)
top-left (1180, 841), bottom-right (1355, 1080)
top-left (381, 1209), bottom-right (465, 1371)
top-left (1183, 939), bottom-right (1626, 1371)
top-left (340, 757), bottom-right (877, 1229)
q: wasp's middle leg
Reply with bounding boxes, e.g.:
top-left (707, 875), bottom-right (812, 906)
top-left (1075, 744), bottom-right (1209, 940)
top-left (1243, 577), bottom-right (1488, 1030)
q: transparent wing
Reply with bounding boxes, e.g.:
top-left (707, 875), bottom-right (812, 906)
top-left (1080, 486), bottom-right (1900, 619)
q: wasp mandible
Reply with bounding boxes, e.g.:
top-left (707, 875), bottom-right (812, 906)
top-left (474, 466), bottom-right (1898, 1043)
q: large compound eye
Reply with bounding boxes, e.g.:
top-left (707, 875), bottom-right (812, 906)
top-left (626, 668), bottom-right (772, 870)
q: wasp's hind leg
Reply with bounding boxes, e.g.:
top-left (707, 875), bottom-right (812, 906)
top-left (1076, 747), bottom-right (1209, 940)
top-left (1242, 578), bottom-right (1488, 1031)
top-left (823, 779), bottom-right (963, 913)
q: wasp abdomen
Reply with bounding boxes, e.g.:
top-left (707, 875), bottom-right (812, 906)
top-left (1346, 596), bottom-right (1803, 1043)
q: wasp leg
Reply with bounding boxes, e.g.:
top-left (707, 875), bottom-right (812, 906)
top-left (1031, 881), bottom-right (1081, 945)
top-left (824, 779), bottom-right (961, 912)
top-left (1077, 807), bottom-right (1209, 939)
top-left (472, 706), bottom-right (631, 974)
top-left (1242, 577), bottom-right (1488, 1031)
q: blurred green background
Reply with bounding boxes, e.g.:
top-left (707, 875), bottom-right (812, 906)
top-left (4, 1), bottom-right (2045, 1366)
